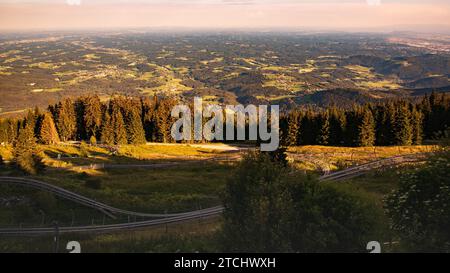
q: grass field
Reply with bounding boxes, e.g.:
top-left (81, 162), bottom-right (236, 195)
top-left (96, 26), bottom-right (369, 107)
top-left (0, 143), bottom-right (434, 252)
top-left (288, 145), bottom-right (434, 172)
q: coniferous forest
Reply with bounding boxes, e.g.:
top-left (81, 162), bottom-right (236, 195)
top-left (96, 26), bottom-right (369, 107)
top-left (0, 93), bottom-right (448, 148)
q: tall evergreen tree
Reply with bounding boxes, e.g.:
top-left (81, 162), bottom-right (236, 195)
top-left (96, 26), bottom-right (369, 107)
top-left (55, 98), bottom-right (77, 141)
top-left (111, 105), bottom-right (127, 145)
top-left (317, 112), bottom-right (330, 145)
top-left (39, 112), bottom-right (60, 145)
top-left (13, 123), bottom-right (43, 175)
top-left (356, 107), bottom-right (375, 147)
top-left (394, 102), bottom-right (413, 146)
top-left (126, 110), bottom-right (146, 145)
top-left (142, 96), bottom-right (157, 142)
top-left (329, 107), bottom-right (346, 146)
top-left (83, 96), bottom-right (103, 140)
top-left (284, 112), bottom-right (300, 146)
top-left (411, 107), bottom-right (424, 145)
top-left (100, 110), bottom-right (115, 146)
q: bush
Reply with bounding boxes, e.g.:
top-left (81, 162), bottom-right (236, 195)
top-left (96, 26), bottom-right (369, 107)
top-left (79, 141), bottom-right (90, 158)
top-left (222, 151), bottom-right (381, 253)
top-left (85, 179), bottom-right (103, 190)
top-left (385, 147), bottom-right (450, 252)
top-left (90, 135), bottom-right (97, 146)
top-left (33, 191), bottom-right (57, 211)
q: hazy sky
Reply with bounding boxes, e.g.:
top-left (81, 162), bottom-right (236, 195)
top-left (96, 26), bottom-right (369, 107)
top-left (0, 0), bottom-right (449, 32)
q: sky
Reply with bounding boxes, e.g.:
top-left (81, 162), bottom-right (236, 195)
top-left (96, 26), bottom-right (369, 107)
top-left (0, 0), bottom-right (449, 32)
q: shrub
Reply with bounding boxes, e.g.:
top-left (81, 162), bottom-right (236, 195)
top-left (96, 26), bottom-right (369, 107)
top-left (90, 135), bottom-right (97, 146)
top-left (79, 141), bottom-right (90, 158)
top-left (385, 147), bottom-right (450, 252)
top-left (33, 191), bottom-right (57, 211)
top-left (222, 151), bottom-right (381, 253)
top-left (85, 179), bottom-right (103, 190)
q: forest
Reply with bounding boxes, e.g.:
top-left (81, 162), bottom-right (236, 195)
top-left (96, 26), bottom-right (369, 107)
top-left (0, 93), bottom-right (449, 151)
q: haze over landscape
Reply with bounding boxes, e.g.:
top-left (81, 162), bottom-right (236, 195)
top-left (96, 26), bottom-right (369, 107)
top-left (0, 0), bottom-right (449, 32)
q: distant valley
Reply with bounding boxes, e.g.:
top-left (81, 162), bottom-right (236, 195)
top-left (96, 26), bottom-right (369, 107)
top-left (0, 31), bottom-right (449, 116)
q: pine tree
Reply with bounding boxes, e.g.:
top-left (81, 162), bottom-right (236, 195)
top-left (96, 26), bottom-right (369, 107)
top-left (6, 119), bottom-right (19, 144)
top-left (111, 106), bottom-right (127, 145)
top-left (83, 96), bottom-right (103, 140)
top-left (13, 123), bottom-right (43, 175)
top-left (394, 102), bottom-right (413, 146)
top-left (344, 107), bottom-right (359, 147)
top-left (329, 107), bottom-right (346, 146)
top-left (55, 98), bottom-right (77, 142)
top-left (126, 110), bottom-right (146, 145)
top-left (0, 119), bottom-right (8, 144)
top-left (357, 108), bottom-right (375, 147)
top-left (142, 97), bottom-right (156, 142)
top-left (284, 112), bottom-right (300, 146)
top-left (317, 112), bottom-right (330, 145)
top-left (39, 112), bottom-right (60, 145)
top-left (100, 110), bottom-right (115, 146)
top-left (411, 107), bottom-right (424, 145)
top-left (299, 109), bottom-right (316, 145)
top-left (154, 99), bottom-right (176, 143)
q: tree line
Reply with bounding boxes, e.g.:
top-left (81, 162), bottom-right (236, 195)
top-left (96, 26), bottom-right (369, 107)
top-left (0, 92), bottom-right (449, 148)
top-left (280, 92), bottom-right (449, 147)
top-left (0, 95), bottom-right (178, 146)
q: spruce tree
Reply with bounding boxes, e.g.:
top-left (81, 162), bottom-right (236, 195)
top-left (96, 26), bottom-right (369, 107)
top-left (83, 96), bottom-right (103, 140)
top-left (286, 112), bottom-right (300, 146)
top-left (55, 98), bottom-right (77, 142)
top-left (111, 106), bottom-right (127, 145)
top-left (357, 108), bottom-right (375, 147)
top-left (13, 123), bottom-right (43, 175)
top-left (317, 112), bottom-right (330, 146)
top-left (39, 112), bottom-right (60, 145)
top-left (126, 110), bottom-right (146, 145)
top-left (394, 102), bottom-right (413, 146)
top-left (142, 97), bottom-right (156, 142)
top-left (329, 107), bottom-right (346, 146)
top-left (411, 107), bottom-right (424, 145)
top-left (100, 110), bottom-right (115, 146)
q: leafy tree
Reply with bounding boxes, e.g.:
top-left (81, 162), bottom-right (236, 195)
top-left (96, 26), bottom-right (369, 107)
top-left (222, 151), bottom-right (381, 252)
top-left (385, 148), bottom-right (450, 252)
top-left (39, 112), bottom-right (60, 145)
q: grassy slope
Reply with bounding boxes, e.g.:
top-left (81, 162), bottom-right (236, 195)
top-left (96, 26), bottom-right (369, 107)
top-left (0, 144), bottom-right (431, 252)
